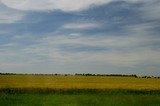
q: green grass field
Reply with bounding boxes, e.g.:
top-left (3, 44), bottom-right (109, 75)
top-left (0, 75), bottom-right (160, 106)
top-left (1, 89), bottom-right (160, 106)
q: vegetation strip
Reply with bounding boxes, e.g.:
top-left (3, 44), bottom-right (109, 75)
top-left (0, 88), bottom-right (160, 95)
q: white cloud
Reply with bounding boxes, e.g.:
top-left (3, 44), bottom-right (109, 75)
top-left (123, 0), bottom-right (160, 20)
top-left (125, 0), bottom-right (152, 3)
top-left (1, 0), bottom-right (160, 20)
top-left (1, 0), bottom-right (155, 12)
top-left (0, 11), bottom-right (23, 23)
top-left (18, 31), bottom-right (159, 67)
top-left (140, 1), bottom-right (160, 20)
top-left (1, 0), bottom-right (112, 12)
top-left (63, 22), bottom-right (101, 30)
top-left (0, 30), bottom-right (160, 74)
top-left (0, 62), bottom-right (25, 69)
top-left (0, 3), bottom-right (24, 23)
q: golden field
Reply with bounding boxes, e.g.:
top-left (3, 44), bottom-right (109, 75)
top-left (0, 75), bottom-right (160, 90)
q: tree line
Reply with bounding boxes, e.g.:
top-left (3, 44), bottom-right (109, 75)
top-left (0, 72), bottom-right (159, 78)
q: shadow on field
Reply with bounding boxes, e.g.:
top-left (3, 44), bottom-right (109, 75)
top-left (1, 88), bottom-right (160, 94)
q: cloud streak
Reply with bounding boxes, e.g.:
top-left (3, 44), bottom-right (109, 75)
top-left (1, 0), bottom-right (156, 12)
top-left (63, 22), bottom-right (101, 30)
top-left (1, 0), bottom-right (112, 12)
top-left (0, 3), bottom-right (24, 23)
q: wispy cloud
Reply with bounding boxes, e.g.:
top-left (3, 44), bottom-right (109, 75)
top-left (0, 12), bottom-right (23, 23)
top-left (1, 0), bottom-right (112, 12)
top-left (0, 0), bottom-right (160, 75)
top-left (2, 29), bottom-right (158, 68)
top-left (63, 22), bottom-right (101, 30)
top-left (1, 0), bottom-right (153, 12)
top-left (0, 3), bottom-right (24, 23)
top-left (140, 1), bottom-right (160, 20)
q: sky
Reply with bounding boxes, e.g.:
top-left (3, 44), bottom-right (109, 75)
top-left (0, 0), bottom-right (160, 76)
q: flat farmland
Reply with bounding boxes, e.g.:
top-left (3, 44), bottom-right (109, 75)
top-left (0, 75), bottom-right (160, 90)
top-left (0, 75), bottom-right (160, 106)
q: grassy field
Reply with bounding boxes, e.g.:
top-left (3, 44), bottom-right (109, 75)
top-left (0, 75), bottom-right (160, 106)
top-left (1, 89), bottom-right (160, 106)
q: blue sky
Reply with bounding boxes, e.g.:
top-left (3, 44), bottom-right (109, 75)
top-left (0, 0), bottom-right (160, 76)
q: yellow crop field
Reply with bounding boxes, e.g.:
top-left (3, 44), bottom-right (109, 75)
top-left (0, 75), bottom-right (160, 90)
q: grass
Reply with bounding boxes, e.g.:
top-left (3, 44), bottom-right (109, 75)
top-left (0, 89), bottom-right (160, 106)
top-left (0, 75), bottom-right (160, 105)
